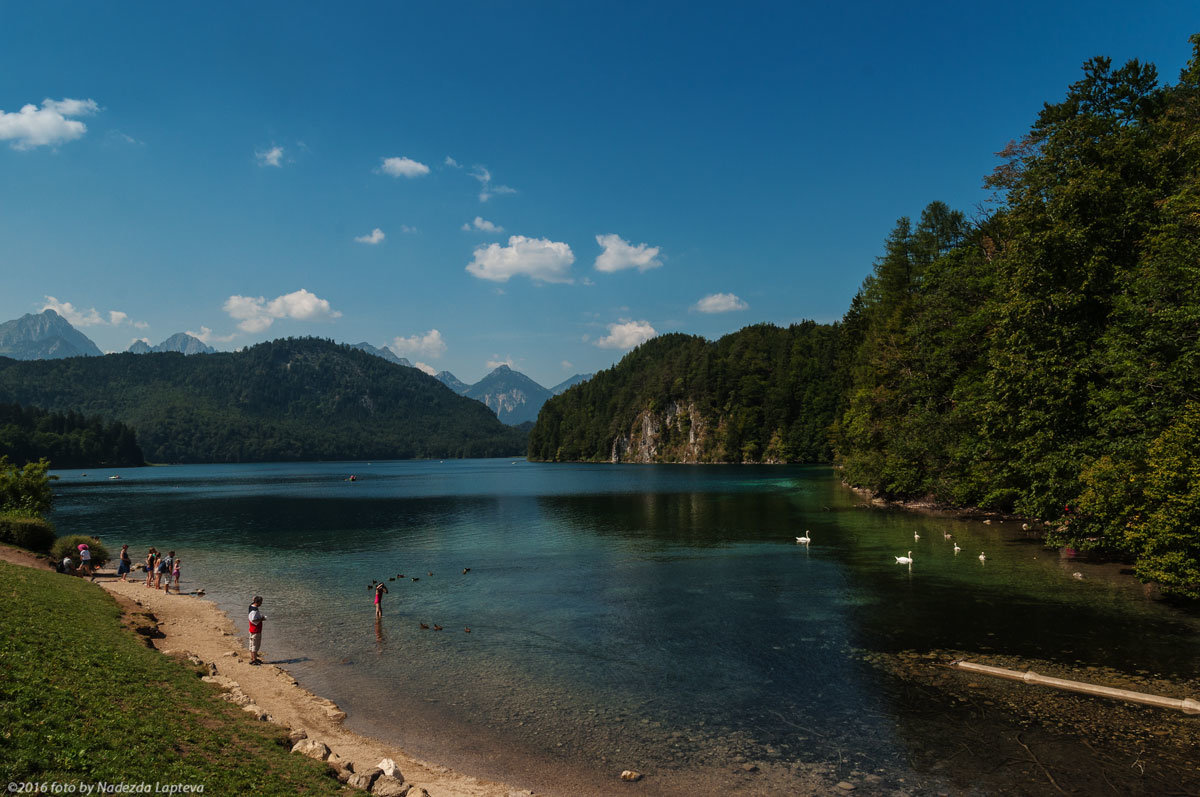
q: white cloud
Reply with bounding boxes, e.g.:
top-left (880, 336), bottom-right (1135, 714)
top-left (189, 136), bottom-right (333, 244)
top-left (256, 145), bottom-right (284, 167)
top-left (561, 360), bottom-right (573, 369)
top-left (391, 329), bottom-right (446, 359)
top-left (414, 361), bottom-right (437, 376)
top-left (133, 320), bottom-right (149, 329)
top-left (0, 97), bottom-right (98, 150)
top-left (462, 216), bottom-right (503, 233)
top-left (355, 227), bottom-right (386, 244)
top-left (109, 130), bottom-right (143, 146)
top-left (694, 292), bottom-right (749, 313)
top-left (594, 234), bottom-right (663, 273)
top-left (487, 356), bottom-right (514, 370)
top-left (444, 156), bottom-right (460, 168)
top-left (187, 326), bottom-right (236, 344)
top-left (471, 165), bottom-right (516, 202)
top-left (400, 224), bottom-right (417, 234)
top-left (223, 288), bottom-right (342, 333)
top-left (466, 235), bottom-right (574, 283)
top-left (595, 319), bottom-right (657, 350)
top-left (380, 156), bottom-right (430, 178)
top-left (131, 337), bottom-right (150, 345)
top-left (43, 296), bottom-right (137, 328)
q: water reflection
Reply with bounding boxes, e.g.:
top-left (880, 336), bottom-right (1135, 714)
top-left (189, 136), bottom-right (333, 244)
top-left (51, 460), bottom-right (1200, 795)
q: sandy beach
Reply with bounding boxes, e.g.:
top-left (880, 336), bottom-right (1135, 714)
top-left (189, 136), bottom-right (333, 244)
top-left (0, 545), bottom-right (525, 797)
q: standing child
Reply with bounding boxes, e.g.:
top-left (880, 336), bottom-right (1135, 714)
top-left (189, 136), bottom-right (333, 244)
top-left (78, 544), bottom-right (93, 581)
top-left (171, 557), bottom-right (181, 592)
top-left (144, 548), bottom-right (158, 587)
top-left (374, 582), bottom-right (389, 618)
top-left (247, 597), bottom-right (265, 665)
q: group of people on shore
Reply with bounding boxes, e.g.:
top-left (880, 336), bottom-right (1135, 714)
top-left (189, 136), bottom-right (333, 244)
top-left (59, 543), bottom-right (183, 594)
top-left (137, 546), bottom-right (182, 593)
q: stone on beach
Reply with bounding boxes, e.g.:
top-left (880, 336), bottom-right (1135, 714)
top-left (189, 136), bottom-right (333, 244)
top-left (371, 775), bottom-right (410, 796)
top-left (377, 758), bottom-right (402, 779)
top-left (292, 738), bottom-right (331, 760)
top-left (347, 767), bottom-right (383, 791)
top-left (620, 770), bottom-right (643, 781)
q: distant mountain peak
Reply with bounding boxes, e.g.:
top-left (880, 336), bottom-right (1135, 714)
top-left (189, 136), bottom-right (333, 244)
top-left (349, 342), bottom-right (413, 368)
top-left (126, 333), bottom-right (216, 355)
top-left (550, 373), bottom-right (592, 395)
top-left (464, 365), bottom-right (552, 425)
top-left (436, 370), bottom-right (471, 394)
top-left (0, 309), bottom-right (103, 360)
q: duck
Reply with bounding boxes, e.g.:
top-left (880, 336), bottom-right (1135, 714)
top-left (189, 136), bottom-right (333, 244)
top-left (411, 577), bottom-right (419, 582)
top-left (428, 571), bottom-right (433, 576)
top-left (943, 531), bottom-right (953, 540)
top-left (419, 622), bottom-right (430, 630)
top-left (433, 625), bottom-right (443, 631)
top-left (462, 568), bottom-right (471, 574)
top-left (796, 531), bottom-right (812, 545)
top-left (895, 551), bottom-right (914, 565)
top-left (464, 627), bottom-right (472, 633)
top-left (979, 552), bottom-right (987, 562)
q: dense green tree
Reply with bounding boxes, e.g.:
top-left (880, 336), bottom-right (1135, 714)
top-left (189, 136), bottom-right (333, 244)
top-left (529, 323), bottom-right (841, 464)
top-left (0, 338), bottom-right (527, 463)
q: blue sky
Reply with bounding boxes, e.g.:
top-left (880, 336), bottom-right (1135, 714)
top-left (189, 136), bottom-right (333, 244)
top-left (1, 2), bottom-right (1195, 386)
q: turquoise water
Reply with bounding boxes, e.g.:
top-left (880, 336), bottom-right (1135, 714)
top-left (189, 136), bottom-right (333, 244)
top-left (51, 460), bottom-right (1200, 794)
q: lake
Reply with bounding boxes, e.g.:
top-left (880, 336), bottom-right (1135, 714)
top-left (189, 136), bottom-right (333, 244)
top-left (51, 460), bottom-right (1200, 795)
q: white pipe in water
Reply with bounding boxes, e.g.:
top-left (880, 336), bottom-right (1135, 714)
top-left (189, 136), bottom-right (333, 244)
top-left (951, 660), bottom-right (1200, 715)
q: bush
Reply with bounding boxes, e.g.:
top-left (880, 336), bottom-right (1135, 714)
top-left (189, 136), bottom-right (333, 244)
top-left (0, 457), bottom-right (55, 517)
top-left (0, 513), bottom-right (56, 553)
top-left (51, 535), bottom-right (111, 569)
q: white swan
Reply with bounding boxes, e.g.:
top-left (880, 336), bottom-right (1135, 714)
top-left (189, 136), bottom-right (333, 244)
top-left (953, 544), bottom-right (961, 553)
top-left (979, 552), bottom-right (987, 562)
top-left (943, 531), bottom-right (953, 540)
top-left (913, 532), bottom-right (921, 541)
top-left (895, 551), bottom-right (913, 565)
top-left (795, 531), bottom-right (812, 545)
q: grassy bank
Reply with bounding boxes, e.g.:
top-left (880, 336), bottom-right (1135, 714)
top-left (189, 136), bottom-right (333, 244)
top-left (0, 559), bottom-right (348, 794)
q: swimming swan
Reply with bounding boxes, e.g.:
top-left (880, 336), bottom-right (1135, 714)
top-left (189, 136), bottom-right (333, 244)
top-left (895, 551), bottom-right (913, 564)
top-left (796, 531), bottom-right (812, 544)
top-left (979, 552), bottom-right (987, 562)
top-left (953, 544), bottom-right (961, 553)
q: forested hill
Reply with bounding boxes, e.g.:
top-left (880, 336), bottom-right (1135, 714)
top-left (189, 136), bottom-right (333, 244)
top-left (0, 338), bottom-right (527, 463)
top-left (529, 323), bottom-right (843, 464)
top-left (0, 403), bottom-right (144, 469)
top-left (834, 39), bottom-right (1200, 597)
top-left (528, 36), bottom-right (1200, 598)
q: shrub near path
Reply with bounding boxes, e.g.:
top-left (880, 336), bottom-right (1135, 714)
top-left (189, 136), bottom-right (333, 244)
top-left (0, 560), bottom-right (349, 795)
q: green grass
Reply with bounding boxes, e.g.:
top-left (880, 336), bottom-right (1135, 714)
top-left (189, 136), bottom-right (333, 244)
top-left (0, 560), bottom-right (350, 794)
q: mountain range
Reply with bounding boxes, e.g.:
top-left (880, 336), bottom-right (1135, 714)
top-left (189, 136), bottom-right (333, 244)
top-left (0, 310), bottom-right (590, 426)
top-left (0, 338), bottom-right (527, 463)
top-left (128, 332), bottom-right (216, 355)
top-left (435, 366), bottom-right (593, 425)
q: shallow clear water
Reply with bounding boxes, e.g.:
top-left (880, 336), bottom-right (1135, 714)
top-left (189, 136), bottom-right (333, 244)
top-left (51, 460), bottom-right (1200, 794)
